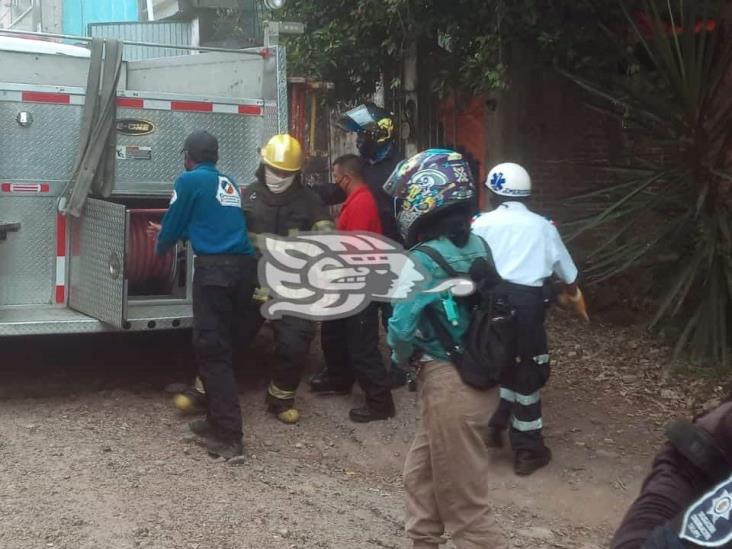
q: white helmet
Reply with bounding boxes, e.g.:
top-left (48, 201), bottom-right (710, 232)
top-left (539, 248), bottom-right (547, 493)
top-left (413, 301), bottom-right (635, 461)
top-left (485, 162), bottom-right (532, 198)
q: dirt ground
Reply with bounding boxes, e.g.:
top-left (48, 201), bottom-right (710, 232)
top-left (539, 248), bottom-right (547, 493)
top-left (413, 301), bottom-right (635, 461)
top-left (0, 308), bottom-right (726, 549)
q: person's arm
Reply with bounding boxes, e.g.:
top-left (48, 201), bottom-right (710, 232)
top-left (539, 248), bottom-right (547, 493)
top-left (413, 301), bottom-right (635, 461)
top-left (550, 224), bottom-right (589, 321)
top-left (550, 224), bottom-right (579, 285)
top-left (241, 185), bottom-right (263, 252)
top-left (612, 446), bottom-right (708, 549)
top-left (308, 192), bottom-right (336, 231)
top-left (311, 182), bottom-right (347, 206)
top-left (156, 176), bottom-right (195, 255)
top-left (387, 254), bottom-right (440, 364)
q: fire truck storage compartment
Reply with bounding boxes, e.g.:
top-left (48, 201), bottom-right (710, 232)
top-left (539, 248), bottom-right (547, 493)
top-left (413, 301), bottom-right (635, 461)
top-left (0, 36), bottom-right (287, 335)
top-left (69, 198), bottom-right (193, 330)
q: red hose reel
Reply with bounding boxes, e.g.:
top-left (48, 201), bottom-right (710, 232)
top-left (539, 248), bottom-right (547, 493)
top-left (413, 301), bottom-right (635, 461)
top-left (127, 209), bottom-right (176, 291)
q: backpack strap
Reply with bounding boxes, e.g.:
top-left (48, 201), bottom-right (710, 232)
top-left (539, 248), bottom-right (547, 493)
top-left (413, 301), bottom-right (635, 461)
top-left (474, 235), bottom-right (499, 273)
top-left (414, 244), bottom-right (461, 278)
top-left (423, 304), bottom-right (463, 362)
top-left (414, 245), bottom-right (464, 361)
top-left (416, 237), bottom-right (499, 279)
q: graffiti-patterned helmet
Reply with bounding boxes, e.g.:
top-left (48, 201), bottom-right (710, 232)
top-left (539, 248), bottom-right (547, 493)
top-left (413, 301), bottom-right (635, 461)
top-left (383, 149), bottom-right (476, 245)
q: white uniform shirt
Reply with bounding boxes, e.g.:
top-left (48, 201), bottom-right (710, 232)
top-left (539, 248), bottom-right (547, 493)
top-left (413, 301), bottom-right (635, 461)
top-left (471, 202), bottom-right (578, 287)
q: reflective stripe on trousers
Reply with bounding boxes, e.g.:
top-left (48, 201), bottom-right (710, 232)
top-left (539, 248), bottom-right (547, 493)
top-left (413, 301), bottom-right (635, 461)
top-left (512, 417), bottom-right (544, 432)
top-left (499, 387), bottom-right (540, 406)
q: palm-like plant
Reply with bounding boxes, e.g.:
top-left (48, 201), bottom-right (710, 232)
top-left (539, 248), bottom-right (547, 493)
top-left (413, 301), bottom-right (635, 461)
top-left (564, 0), bottom-right (732, 367)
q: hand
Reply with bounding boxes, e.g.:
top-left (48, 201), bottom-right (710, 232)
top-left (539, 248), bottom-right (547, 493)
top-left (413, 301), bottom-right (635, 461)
top-left (558, 287), bottom-right (590, 322)
top-left (147, 221), bottom-right (161, 236)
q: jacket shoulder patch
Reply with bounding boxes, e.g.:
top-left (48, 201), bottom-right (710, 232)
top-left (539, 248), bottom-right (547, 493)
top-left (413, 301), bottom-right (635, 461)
top-left (680, 475), bottom-right (732, 546)
top-left (216, 176), bottom-right (242, 208)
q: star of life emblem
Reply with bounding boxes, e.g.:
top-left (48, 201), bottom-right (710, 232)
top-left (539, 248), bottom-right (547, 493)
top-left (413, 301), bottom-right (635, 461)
top-left (257, 232), bottom-right (476, 321)
top-left (680, 475), bottom-right (732, 547)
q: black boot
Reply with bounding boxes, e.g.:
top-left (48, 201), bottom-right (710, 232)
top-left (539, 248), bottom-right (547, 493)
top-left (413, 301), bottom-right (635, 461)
top-left (309, 370), bottom-right (352, 395)
top-left (206, 438), bottom-right (244, 460)
top-left (189, 420), bottom-right (243, 460)
top-left (349, 396), bottom-right (396, 423)
top-left (514, 446), bottom-right (552, 476)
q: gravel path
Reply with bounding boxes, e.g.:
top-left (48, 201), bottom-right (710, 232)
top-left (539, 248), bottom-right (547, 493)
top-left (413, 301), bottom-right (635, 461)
top-left (0, 308), bottom-right (721, 548)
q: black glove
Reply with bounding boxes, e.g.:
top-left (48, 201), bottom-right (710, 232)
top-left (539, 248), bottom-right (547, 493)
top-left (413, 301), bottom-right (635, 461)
top-left (311, 183), bottom-right (347, 206)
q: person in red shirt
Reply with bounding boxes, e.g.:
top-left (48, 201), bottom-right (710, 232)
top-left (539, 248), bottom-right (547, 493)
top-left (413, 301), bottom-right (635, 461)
top-left (335, 167), bottom-right (383, 233)
top-left (310, 155), bottom-right (395, 422)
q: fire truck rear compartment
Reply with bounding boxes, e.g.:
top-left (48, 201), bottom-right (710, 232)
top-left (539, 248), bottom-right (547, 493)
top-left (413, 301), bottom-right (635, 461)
top-left (0, 35), bottom-right (287, 337)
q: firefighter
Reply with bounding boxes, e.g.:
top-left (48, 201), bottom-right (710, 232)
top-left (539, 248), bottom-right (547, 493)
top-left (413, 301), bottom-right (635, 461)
top-left (242, 134), bottom-right (334, 424)
top-left (311, 102), bottom-right (407, 388)
top-left (386, 149), bottom-right (507, 549)
top-left (174, 134), bottom-right (334, 425)
top-left (612, 400), bottom-right (732, 548)
top-left (155, 130), bottom-right (256, 460)
top-left (311, 154), bottom-right (395, 423)
top-left (471, 162), bottom-right (588, 476)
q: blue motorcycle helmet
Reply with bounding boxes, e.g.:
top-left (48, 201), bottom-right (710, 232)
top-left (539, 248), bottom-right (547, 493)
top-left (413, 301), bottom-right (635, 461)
top-left (337, 102), bottom-right (396, 164)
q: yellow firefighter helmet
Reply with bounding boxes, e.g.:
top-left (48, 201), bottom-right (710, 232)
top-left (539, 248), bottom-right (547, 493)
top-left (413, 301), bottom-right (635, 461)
top-left (261, 134), bottom-right (303, 172)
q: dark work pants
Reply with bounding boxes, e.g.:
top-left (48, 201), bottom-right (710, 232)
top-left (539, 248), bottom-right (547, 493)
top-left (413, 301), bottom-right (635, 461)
top-left (239, 302), bottom-right (316, 400)
top-left (321, 302), bottom-right (392, 410)
top-left (193, 256), bottom-right (256, 443)
top-left (378, 301), bottom-right (392, 333)
top-left (488, 286), bottom-right (550, 452)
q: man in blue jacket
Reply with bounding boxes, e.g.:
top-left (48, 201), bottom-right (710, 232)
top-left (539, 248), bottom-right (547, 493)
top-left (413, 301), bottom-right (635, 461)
top-left (155, 130), bottom-right (256, 459)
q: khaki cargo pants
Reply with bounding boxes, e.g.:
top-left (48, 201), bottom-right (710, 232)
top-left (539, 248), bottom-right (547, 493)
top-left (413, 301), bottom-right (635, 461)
top-left (404, 360), bottom-right (507, 549)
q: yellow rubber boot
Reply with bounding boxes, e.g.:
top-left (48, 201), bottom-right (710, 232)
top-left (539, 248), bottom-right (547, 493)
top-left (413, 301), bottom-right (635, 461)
top-left (173, 377), bottom-right (207, 414)
top-left (266, 384), bottom-right (300, 425)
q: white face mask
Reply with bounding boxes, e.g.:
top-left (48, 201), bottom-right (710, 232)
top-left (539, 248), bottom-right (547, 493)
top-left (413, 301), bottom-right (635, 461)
top-left (264, 168), bottom-right (296, 194)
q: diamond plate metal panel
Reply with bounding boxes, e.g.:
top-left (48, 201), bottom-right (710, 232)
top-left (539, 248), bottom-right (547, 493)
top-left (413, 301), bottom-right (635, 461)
top-left (0, 102), bottom-right (82, 182)
top-left (69, 199), bottom-right (127, 328)
top-left (262, 104), bottom-right (280, 150)
top-left (0, 307), bottom-right (106, 336)
top-left (260, 46), bottom-right (287, 150)
top-left (0, 197), bottom-right (56, 306)
top-left (114, 110), bottom-right (265, 191)
top-left (276, 46), bottom-right (288, 134)
top-left (0, 305), bottom-right (193, 336)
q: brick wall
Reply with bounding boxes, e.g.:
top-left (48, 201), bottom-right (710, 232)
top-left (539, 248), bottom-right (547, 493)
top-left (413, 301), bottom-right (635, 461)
top-left (485, 45), bottom-right (623, 221)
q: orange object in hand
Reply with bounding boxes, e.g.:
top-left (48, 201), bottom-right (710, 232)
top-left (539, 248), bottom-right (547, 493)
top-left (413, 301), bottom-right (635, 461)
top-left (558, 288), bottom-right (590, 322)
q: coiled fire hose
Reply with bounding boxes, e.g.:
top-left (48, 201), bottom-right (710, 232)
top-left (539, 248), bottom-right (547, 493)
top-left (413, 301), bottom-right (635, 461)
top-left (127, 210), bottom-right (175, 290)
